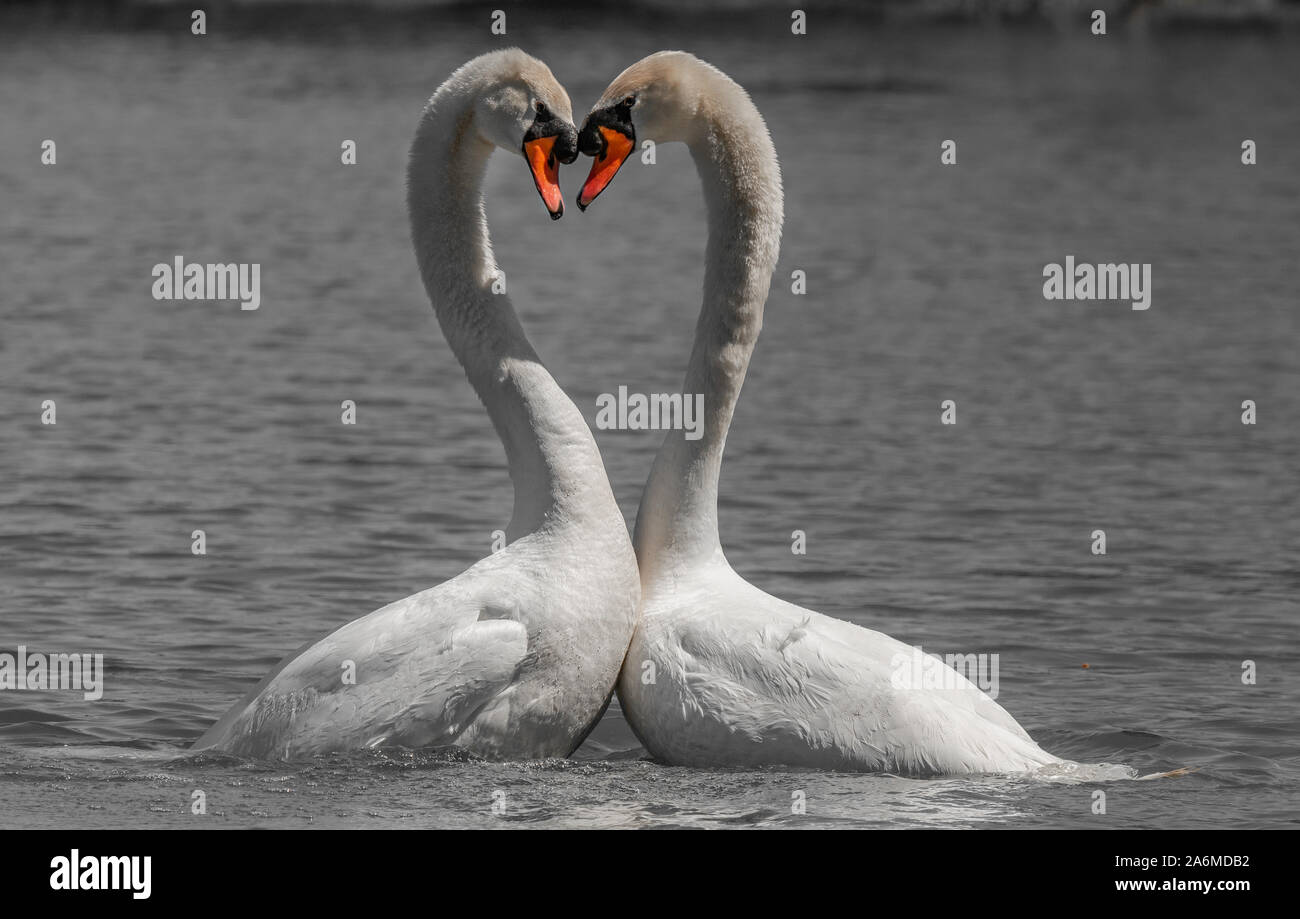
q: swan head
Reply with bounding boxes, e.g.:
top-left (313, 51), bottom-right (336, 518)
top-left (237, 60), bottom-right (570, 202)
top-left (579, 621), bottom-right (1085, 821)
top-left (467, 49), bottom-right (580, 219)
top-left (576, 51), bottom-right (711, 210)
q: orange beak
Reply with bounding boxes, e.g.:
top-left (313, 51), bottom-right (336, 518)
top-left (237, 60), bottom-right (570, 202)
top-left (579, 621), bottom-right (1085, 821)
top-left (578, 127), bottom-right (635, 210)
top-left (524, 135), bottom-right (564, 220)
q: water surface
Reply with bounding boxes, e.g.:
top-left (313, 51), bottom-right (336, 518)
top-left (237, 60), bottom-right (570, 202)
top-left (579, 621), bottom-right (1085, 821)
top-left (1, 11), bottom-right (1297, 828)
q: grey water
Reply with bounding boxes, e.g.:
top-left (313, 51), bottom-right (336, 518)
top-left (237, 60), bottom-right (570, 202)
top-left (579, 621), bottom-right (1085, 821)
top-left (1, 9), bottom-right (1297, 828)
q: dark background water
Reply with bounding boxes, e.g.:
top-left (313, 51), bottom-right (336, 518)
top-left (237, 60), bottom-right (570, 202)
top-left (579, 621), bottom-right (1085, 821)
top-left (1, 3), bottom-right (1297, 827)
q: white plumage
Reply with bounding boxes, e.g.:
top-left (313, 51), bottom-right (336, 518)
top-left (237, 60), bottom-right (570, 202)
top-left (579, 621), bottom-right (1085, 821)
top-left (196, 50), bottom-right (639, 760)
top-left (583, 52), bottom-right (1062, 775)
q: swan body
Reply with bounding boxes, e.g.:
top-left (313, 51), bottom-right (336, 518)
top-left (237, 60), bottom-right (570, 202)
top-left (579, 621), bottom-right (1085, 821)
top-left (578, 52), bottom-right (1060, 775)
top-left (196, 50), bottom-right (639, 760)
top-left (619, 557), bottom-right (1059, 773)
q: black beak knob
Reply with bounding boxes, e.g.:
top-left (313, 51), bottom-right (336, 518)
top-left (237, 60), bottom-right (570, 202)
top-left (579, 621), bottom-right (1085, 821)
top-left (555, 126), bottom-right (580, 165)
top-left (578, 121), bottom-right (605, 159)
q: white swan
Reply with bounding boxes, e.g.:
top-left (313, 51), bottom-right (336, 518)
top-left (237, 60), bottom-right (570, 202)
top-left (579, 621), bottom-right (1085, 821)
top-left (576, 52), bottom-right (1062, 775)
top-left (195, 49), bottom-right (640, 760)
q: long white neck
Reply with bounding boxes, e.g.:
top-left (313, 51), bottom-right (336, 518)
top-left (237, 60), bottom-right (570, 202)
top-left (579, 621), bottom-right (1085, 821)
top-left (407, 81), bottom-right (609, 539)
top-left (632, 75), bottom-right (784, 579)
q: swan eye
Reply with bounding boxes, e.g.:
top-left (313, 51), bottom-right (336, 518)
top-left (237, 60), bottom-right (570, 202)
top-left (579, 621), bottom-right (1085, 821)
top-left (622, 95), bottom-right (636, 108)
top-left (534, 101), bottom-right (547, 115)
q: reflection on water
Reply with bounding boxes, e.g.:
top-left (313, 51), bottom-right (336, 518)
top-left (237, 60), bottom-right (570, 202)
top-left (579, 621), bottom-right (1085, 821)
top-left (0, 10), bottom-right (1297, 828)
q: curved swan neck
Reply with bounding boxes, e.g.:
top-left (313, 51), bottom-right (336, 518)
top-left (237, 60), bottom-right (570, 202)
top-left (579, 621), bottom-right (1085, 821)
top-left (634, 68), bottom-right (784, 575)
top-left (407, 74), bottom-right (607, 538)
top-left (407, 88), bottom-right (514, 381)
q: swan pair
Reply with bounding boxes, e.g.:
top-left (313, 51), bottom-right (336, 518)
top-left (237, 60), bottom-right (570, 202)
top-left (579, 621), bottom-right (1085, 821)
top-left (196, 49), bottom-right (1062, 776)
